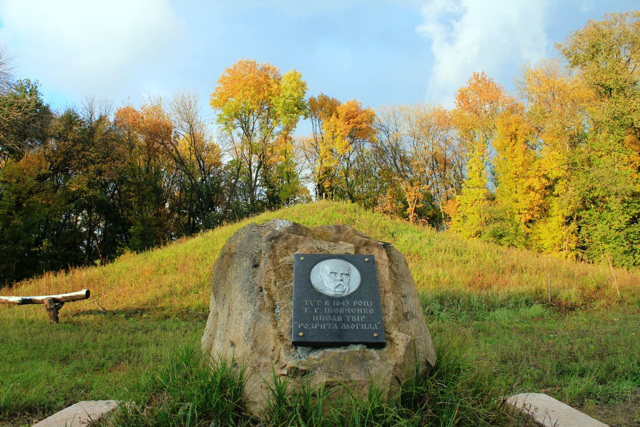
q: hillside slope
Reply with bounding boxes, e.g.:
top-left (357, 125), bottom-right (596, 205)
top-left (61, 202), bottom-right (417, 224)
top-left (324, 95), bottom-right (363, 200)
top-left (1, 201), bottom-right (639, 425)
top-left (2, 200), bottom-right (638, 317)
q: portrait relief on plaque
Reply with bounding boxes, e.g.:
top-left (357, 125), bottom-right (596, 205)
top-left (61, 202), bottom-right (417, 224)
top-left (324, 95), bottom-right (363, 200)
top-left (310, 259), bottom-right (361, 297)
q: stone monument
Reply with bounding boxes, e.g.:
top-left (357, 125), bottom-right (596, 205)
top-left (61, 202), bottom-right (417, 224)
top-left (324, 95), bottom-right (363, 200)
top-left (201, 219), bottom-right (436, 416)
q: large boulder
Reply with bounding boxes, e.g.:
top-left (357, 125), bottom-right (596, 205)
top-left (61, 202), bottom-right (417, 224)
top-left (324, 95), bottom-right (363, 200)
top-left (201, 219), bottom-right (436, 416)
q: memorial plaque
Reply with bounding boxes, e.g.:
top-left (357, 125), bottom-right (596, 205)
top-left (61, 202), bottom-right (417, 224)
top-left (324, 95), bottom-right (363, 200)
top-left (292, 254), bottom-right (386, 348)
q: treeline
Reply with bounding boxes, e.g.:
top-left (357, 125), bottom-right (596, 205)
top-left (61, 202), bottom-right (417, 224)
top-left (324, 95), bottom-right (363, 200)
top-left (446, 12), bottom-right (640, 268)
top-left (0, 88), bottom-right (232, 285)
top-left (1, 11), bottom-right (639, 287)
top-left (307, 12), bottom-right (640, 268)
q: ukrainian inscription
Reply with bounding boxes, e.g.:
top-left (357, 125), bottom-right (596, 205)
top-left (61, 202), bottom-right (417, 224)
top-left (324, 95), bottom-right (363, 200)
top-left (292, 254), bottom-right (386, 347)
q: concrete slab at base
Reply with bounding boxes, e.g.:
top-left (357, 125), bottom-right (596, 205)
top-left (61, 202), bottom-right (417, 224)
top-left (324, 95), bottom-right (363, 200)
top-left (33, 400), bottom-right (120, 427)
top-left (506, 393), bottom-right (609, 427)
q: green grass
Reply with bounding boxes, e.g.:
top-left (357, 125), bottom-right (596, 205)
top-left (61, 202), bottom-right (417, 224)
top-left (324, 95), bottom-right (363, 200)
top-left (0, 315), bottom-right (205, 420)
top-left (1, 201), bottom-right (639, 425)
top-left (112, 344), bottom-right (248, 426)
top-left (426, 302), bottom-right (640, 402)
top-left (105, 337), bottom-right (525, 426)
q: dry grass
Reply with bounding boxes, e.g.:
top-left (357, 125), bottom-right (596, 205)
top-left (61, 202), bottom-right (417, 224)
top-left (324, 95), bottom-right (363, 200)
top-left (2, 201), bottom-right (639, 322)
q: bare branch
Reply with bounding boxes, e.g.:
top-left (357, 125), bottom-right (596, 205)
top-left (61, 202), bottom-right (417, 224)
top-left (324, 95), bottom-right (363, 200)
top-left (0, 44), bottom-right (14, 94)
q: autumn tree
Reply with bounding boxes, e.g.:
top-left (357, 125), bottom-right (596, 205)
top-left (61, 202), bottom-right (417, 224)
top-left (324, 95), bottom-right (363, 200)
top-left (449, 72), bottom-right (507, 238)
top-left (321, 99), bottom-right (376, 203)
top-left (374, 104), bottom-right (462, 226)
top-left (264, 69), bottom-right (309, 207)
top-left (559, 11), bottom-right (640, 266)
top-left (114, 99), bottom-right (176, 250)
top-left (489, 102), bottom-right (539, 246)
top-left (373, 105), bottom-right (413, 219)
top-left (410, 105), bottom-right (465, 222)
top-left (165, 91), bottom-right (224, 233)
top-left (210, 59), bottom-right (307, 211)
top-left (303, 93), bottom-right (341, 199)
top-left (518, 61), bottom-right (589, 257)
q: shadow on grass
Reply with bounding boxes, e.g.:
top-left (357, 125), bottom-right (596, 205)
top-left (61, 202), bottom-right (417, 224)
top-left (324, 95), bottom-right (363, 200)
top-left (73, 308), bottom-right (152, 318)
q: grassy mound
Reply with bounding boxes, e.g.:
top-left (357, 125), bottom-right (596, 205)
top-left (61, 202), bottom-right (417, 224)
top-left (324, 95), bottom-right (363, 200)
top-left (1, 201), bottom-right (639, 425)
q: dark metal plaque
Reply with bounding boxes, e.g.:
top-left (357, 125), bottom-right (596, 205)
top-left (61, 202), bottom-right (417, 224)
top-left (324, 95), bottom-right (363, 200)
top-left (292, 254), bottom-right (386, 348)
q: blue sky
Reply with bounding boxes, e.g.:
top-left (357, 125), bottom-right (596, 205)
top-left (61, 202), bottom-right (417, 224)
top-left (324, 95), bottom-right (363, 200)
top-left (0, 0), bottom-right (637, 125)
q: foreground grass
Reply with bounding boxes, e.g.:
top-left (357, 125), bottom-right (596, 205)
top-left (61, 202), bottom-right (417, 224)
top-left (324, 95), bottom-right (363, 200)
top-left (109, 335), bottom-right (523, 426)
top-left (423, 297), bottom-right (640, 404)
top-left (113, 345), bottom-right (248, 426)
top-left (1, 201), bottom-right (639, 424)
top-left (0, 314), bottom-right (205, 422)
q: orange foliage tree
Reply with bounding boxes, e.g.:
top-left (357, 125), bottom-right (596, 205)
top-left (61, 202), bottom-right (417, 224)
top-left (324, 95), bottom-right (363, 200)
top-left (114, 99), bottom-right (175, 250)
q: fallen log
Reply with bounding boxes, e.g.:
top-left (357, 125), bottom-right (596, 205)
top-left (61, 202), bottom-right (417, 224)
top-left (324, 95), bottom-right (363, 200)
top-left (0, 289), bottom-right (90, 323)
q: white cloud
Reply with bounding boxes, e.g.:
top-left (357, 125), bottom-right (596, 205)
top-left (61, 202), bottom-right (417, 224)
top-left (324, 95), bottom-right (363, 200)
top-left (580, 0), bottom-right (595, 13)
top-left (0, 0), bottom-right (183, 104)
top-left (417, 0), bottom-right (550, 107)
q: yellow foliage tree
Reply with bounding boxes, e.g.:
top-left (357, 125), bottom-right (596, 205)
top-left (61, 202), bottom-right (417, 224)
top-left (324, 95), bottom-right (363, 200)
top-left (321, 99), bottom-right (376, 202)
top-left (450, 72), bottom-right (507, 238)
top-left (490, 102), bottom-right (538, 245)
top-left (210, 59), bottom-right (307, 209)
top-left (303, 94), bottom-right (341, 199)
top-left (519, 61), bottom-right (590, 257)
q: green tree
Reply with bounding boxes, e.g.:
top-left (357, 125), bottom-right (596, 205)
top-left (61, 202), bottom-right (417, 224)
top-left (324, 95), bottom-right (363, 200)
top-left (0, 103), bottom-right (121, 285)
top-left (559, 11), bottom-right (640, 266)
top-left (0, 79), bottom-right (53, 165)
top-left (0, 80), bottom-right (60, 285)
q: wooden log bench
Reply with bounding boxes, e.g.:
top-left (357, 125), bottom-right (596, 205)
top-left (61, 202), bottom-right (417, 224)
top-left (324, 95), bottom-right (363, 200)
top-left (0, 289), bottom-right (90, 323)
